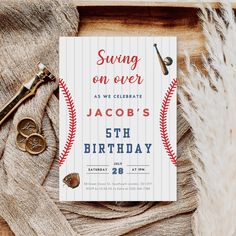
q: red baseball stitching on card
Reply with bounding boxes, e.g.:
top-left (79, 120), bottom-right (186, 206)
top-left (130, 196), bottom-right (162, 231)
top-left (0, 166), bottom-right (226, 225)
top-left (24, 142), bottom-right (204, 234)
top-left (59, 79), bottom-right (77, 167)
top-left (160, 79), bottom-right (177, 166)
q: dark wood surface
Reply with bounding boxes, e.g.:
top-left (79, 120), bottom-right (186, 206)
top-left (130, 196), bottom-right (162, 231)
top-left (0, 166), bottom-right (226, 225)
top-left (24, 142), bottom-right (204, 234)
top-left (77, 6), bottom-right (206, 82)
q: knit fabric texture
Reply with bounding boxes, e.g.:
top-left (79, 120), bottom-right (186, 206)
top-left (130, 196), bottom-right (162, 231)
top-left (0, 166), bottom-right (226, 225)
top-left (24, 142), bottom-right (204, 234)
top-left (0, 1), bottom-right (78, 235)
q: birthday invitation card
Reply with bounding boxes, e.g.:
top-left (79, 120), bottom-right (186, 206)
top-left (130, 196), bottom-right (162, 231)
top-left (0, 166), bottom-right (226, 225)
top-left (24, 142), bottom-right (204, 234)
top-left (59, 37), bottom-right (177, 201)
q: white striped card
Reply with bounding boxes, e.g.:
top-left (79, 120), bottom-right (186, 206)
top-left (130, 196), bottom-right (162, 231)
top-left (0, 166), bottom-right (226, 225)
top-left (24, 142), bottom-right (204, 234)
top-left (59, 37), bottom-right (177, 201)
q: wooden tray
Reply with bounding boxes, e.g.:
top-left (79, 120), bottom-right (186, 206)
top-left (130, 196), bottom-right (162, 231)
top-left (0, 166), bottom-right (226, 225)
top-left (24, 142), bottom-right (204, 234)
top-left (76, 3), bottom-right (207, 84)
top-left (74, 0), bottom-right (236, 8)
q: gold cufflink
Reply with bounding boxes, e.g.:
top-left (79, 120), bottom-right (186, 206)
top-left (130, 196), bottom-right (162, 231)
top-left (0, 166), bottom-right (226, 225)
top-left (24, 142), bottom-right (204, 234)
top-left (17, 117), bottom-right (39, 137)
top-left (25, 133), bottom-right (46, 155)
top-left (16, 117), bottom-right (46, 155)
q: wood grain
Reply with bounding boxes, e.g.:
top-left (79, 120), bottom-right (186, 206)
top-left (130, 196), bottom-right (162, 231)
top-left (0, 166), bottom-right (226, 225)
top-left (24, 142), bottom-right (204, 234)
top-left (73, 0), bottom-right (236, 8)
top-left (77, 6), bottom-right (206, 84)
top-left (0, 217), bottom-right (14, 236)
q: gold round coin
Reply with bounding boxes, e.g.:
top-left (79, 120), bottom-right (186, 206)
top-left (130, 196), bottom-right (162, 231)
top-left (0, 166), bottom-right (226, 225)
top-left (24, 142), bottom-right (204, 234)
top-left (17, 117), bottom-right (38, 137)
top-left (16, 133), bottom-right (27, 151)
top-left (25, 133), bottom-right (46, 155)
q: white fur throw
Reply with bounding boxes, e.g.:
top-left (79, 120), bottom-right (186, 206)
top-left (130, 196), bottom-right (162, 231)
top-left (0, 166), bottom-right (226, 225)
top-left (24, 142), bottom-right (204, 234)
top-left (180, 3), bottom-right (236, 236)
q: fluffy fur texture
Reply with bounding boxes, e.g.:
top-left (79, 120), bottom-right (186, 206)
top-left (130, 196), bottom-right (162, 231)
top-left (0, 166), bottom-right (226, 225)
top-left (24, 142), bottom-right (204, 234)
top-left (180, 3), bottom-right (236, 235)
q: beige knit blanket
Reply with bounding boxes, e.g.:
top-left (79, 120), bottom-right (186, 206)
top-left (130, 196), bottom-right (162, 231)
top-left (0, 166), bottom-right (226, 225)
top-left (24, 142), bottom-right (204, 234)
top-left (0, 1), bottom-right (196, 235)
